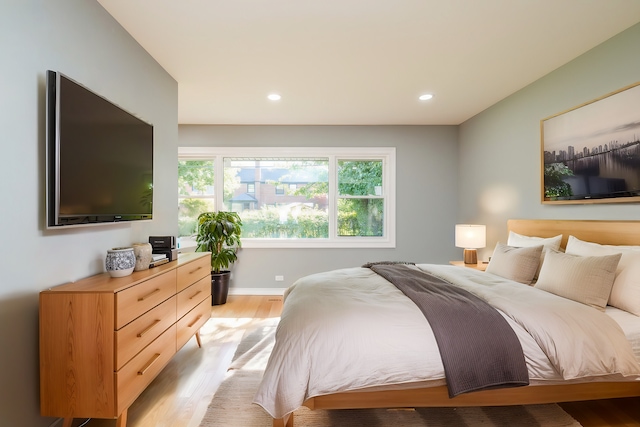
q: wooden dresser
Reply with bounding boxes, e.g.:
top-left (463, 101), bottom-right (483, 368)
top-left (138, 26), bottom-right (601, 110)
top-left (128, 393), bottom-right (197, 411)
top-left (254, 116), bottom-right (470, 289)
top-left (39, 252), bottom-right (211, 427)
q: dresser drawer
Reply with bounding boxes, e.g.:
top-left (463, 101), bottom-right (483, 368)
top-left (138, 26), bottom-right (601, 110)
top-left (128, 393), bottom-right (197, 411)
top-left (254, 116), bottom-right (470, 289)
top-left (115, 270), bottom-right (176, 330)
top-left (177, 255), bottom-right (210, 292)
top-left (177, 276), bottom-right (210, 320)
top-left (177, 298), bottom-right (210, 350)
top-left (115, 295), bottom-right (177, 370)
top-left (116, 324), bottom-right (176, 412)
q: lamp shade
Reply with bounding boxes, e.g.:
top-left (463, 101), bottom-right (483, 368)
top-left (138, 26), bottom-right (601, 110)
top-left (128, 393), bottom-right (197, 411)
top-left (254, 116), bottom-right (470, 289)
top-left (455, 224), bottom-right (486, 249)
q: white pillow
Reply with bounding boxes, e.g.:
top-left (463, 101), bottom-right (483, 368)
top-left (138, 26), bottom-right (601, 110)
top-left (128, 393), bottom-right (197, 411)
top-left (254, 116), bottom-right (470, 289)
top-left (565, 235), bottom-right (640, 316)
top-left (507, 231), bottom-right (562, 250)
top-left (535, 249), bottom-right (621, 311)
top-left (507, 232), bottom-right (563, 278)
top-left (485, 243), bottom-right (543, 285)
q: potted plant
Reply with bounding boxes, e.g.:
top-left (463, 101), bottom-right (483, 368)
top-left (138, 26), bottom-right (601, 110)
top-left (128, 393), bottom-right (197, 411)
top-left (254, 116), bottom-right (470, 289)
top-left (195, 211), bottom-right (242, 305)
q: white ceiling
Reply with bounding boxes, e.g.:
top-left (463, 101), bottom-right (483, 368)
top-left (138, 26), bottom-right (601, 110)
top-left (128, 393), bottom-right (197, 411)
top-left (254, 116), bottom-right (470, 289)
top-left (97, 0), bottom-right (640, 125)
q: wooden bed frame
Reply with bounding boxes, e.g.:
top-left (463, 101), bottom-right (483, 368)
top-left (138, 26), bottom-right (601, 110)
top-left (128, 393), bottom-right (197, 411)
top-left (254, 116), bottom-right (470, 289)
top-left (272, 219), bottom-right (640, 427)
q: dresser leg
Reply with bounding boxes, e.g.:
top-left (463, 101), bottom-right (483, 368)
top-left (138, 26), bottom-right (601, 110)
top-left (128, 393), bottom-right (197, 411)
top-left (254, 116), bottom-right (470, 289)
top-left (61, 418), bottom-right (73, 427)
top-left (116, 409), bottom-right (128, 427)
top-left (195, 331), bottom-right (202, 348)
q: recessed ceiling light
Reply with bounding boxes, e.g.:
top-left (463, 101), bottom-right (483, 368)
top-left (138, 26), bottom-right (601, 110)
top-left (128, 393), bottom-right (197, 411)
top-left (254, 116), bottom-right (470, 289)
top-left (268, 93), bottom-right (281, 101)
top-left (419, 94), bottom-right (433, 101)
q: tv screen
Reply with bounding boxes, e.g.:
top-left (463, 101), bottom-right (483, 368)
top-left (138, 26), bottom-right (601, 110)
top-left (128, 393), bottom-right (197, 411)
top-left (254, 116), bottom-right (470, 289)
top-left (46, 71), bottom-right (153, 228)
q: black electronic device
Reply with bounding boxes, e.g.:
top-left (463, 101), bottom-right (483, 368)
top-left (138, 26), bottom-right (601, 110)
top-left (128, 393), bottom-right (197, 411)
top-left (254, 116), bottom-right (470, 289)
top-left (45, 70), bottom-right (154, 228)
top-left (149, 236), bottom-right (176, 250)
top-left (152, 248), bottom-right (179, 262)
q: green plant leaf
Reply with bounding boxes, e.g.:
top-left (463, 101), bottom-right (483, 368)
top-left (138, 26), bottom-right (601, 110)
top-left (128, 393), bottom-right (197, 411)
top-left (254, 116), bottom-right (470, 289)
top-left (195, 211), bottom-right (243, 273)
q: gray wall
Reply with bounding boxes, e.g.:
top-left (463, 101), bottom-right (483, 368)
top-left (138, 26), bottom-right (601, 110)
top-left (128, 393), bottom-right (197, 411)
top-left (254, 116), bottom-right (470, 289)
top-left (4, 1), bottom-right (638, 423)
top-left (179, 125), bottom-right (460, 289)
top-left (0, 2), bottom-right (177, 426)
top-left (458, 23), bottom-right (640, 261)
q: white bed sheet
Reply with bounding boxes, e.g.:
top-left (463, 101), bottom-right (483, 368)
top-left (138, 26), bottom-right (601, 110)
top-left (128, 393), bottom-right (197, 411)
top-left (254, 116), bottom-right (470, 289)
top-left (606, 306), bottom-right (640, 361)
top-left (254, 264), bottom-right (640, 419)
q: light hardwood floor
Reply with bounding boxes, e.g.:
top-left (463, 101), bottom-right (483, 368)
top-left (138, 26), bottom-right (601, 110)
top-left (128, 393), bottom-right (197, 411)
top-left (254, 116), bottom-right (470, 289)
top-left (70, 295), bottom-right (640, 427)
top-left (71, 295), bottom-right (283, 427)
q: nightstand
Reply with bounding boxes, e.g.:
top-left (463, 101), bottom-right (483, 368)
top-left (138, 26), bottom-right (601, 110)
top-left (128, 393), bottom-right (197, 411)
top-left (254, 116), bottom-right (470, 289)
top-left (449, 260), bottom-right (488, 271)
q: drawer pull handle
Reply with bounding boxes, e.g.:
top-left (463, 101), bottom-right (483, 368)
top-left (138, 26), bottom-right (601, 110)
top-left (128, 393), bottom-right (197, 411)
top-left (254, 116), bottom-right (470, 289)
top-left (138, 288), bottom-right (161, 302)
top-left (137, 319), bottom-right (161, 338)
top-left (189, 266), bottom-right (203, 274)
top-left (188, 315), bottom-right (203, 328)
top-left (189, 290), bottom-right (202, 300)
top-left (138, 353), bottom-right (161, 376)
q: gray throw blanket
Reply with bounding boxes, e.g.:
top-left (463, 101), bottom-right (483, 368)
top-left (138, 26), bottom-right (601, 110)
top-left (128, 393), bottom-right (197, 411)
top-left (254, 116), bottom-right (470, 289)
top-left (368, 263), bottom-right (529, 397)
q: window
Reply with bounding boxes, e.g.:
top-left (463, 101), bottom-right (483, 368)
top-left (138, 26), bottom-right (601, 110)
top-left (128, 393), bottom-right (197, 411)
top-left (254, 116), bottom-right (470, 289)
top-left (338, 160), bottom-right (384, 236)
top-left (178, 159), bottom-right (215, 247)
top-left (178, 147), bottom-right (395, 248)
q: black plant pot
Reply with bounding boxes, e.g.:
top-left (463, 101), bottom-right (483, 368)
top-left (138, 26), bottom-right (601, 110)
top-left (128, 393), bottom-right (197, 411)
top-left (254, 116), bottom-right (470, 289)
top-left (211, 271), bottom-right (230, 305)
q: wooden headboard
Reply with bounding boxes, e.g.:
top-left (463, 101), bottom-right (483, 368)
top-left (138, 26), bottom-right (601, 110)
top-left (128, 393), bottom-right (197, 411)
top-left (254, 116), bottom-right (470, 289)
top-left (507, 219), bottom-right (640, 249)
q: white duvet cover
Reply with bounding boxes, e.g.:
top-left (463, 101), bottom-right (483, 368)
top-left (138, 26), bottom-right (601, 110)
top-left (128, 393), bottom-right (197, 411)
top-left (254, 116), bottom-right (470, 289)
top-left (254, 264), bottom-right (640, 419)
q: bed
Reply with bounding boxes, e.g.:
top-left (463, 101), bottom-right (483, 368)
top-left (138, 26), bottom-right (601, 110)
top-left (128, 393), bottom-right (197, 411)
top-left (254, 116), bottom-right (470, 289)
top-left (254, 219), bottom-right (640, 427)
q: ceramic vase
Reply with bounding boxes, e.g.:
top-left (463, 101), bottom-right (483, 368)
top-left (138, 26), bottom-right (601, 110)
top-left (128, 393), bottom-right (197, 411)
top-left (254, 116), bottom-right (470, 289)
top-left (105, 247), bottom-right (136, 277)
top-left (132, 242), bottom-right (153, 271)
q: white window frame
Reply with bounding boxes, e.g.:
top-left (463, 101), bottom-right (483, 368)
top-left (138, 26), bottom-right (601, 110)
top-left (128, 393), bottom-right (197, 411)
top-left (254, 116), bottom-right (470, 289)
top-left (178, 147), bottom-right (396, 249)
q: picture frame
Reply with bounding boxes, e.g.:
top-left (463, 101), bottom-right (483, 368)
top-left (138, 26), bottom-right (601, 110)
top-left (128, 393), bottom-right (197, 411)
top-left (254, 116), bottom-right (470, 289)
top-left (541, 81), bottom-right (640, 204)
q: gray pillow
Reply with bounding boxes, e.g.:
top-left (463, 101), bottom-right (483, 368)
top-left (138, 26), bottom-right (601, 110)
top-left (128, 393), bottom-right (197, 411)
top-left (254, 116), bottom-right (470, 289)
top-left (485, 243), bottom-right (543, 285)
top-left (507, 232), bottom-right (563, 279)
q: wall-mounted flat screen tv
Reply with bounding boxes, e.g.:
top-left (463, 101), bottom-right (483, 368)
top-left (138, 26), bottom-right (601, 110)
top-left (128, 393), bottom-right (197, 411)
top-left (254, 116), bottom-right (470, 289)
top-left (46, 70), bottom-right (154, 228)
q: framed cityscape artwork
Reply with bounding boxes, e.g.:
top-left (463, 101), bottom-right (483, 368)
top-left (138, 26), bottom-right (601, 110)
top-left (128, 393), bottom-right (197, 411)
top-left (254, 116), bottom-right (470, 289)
top-left (541, 81), bottom-right (640, 204)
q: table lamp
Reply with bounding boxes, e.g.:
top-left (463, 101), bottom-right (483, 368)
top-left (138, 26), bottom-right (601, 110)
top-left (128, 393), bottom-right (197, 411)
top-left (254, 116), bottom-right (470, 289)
top-left (455, 224), bottom-right (486, 264)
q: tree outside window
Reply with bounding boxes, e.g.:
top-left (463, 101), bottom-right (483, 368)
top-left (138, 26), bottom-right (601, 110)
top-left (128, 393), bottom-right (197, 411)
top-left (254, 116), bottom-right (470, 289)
top-left (337, 160), bottom-right (383, 236)
top-left (177, 147), bottom-right (395, 248)
top-left (178, 160), bottom-right (215, 239)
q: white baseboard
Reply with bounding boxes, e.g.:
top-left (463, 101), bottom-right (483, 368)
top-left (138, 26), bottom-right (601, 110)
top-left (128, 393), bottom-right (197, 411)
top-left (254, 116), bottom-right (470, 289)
top-left (229, 287), bottom-right (286, 296)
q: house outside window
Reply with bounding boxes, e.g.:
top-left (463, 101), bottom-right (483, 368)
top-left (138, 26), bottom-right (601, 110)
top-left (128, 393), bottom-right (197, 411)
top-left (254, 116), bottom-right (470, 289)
top-left (178, 147), bottom-right (395, 248)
